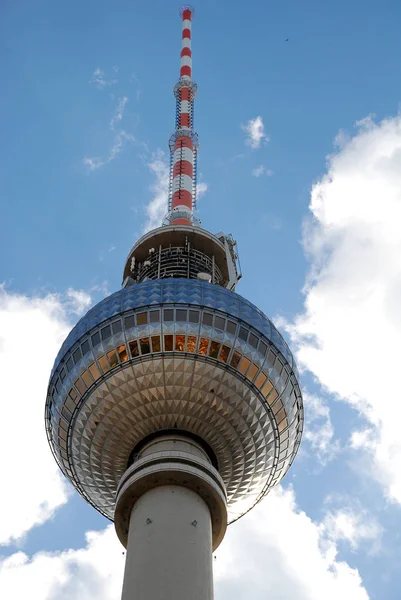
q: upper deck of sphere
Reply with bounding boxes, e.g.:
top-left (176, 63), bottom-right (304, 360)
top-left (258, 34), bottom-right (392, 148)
top-left (46, 277), bottom-right (303, 523)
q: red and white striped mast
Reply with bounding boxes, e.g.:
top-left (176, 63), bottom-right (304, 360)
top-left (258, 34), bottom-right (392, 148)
top-left (167, 5), bottom-right (199, 226)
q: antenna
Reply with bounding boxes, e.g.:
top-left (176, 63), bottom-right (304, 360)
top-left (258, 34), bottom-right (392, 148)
top-left (166, 4), bottom-right (199, 226)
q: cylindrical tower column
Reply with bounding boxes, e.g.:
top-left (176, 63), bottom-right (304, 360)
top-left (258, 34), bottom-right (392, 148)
top-left (114, 433), bottom-right (228, 600)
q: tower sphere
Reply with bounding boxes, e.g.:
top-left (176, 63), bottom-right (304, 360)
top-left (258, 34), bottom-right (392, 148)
top-left (45, 234), bottom-right (303, 525)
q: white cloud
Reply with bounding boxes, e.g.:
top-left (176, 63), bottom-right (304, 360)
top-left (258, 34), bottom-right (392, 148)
top-left (303, 392), bottom-right (339, 464)
top-left (0, 526), bottom-right (124, 600)
top-left (90, 68), bottom-right (117, 89)
top-left (0, 488), bottom-right (368, 600)
top-left (65, 288), bottom-right (91, 316)
top-left (196, 181), bottom-right (208, 198)
top-left (252, 165), bottom-right (274, 177)
top-left (0, 287), bottom-right (92, 545)
top-left (284, 113), bottom-right (401, 503)
top-left (215, 487), bottom-right (369, 600)
top-left (242, 116), bottom-right (270, 149)
top-left (83, 96), bottom-right (134, 171)
top-left (143, 151), bottom-right (170, 233)
top-left (322, 506), bottom-right (382, 553)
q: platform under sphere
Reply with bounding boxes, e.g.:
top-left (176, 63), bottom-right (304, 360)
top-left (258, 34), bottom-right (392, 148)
top-left (46, 279), bottom-right (303, 523)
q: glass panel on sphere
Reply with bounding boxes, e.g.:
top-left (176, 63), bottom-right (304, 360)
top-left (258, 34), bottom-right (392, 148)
top-left (112, 320), bottom-right (122, 334)
top-left (187, 336), bottom-right (197, 352)
top-left (189, 310), bottom-right (199, 323)
top-left (272, 400), bottom-right (283, 415)
top-left (230, 351), bottom-right (241, 369)
top-left (238, 327), bottom-right (248, 342)
top-left (149, 310), bottom-right (160, 323)
top-left (249, 333), bottom-right (258, 349)
top-left (175, 335), bottom-right (185, 351)
top-left (139, 338), bottom-right (151, 355)
top-left (198, 338), bottom-right (209, 355)
top-left (274, 358), bottom-right (284, 376)
top-left (66, 357), bottom-right (74, 372)
top-left (226, 320), bottom-right (237, 335)
top-left (137, 312), bottom-right (148, 326)
top-left (89, 362), bottom-right (100, 380)
top-left (214, 316), bottom-right (225, 330)
top-left (267, 388), bottom-right (278, 405)
top-left (81, 340), bottom-right (90, 355)
top-left (101, 325), bottom-right (111, 341)
top-left (117, 345), bottom-right (128, 362)
top-left (61, 407), bottom-right (72, 421)
top-left (98, 355), bottom-right (110, 373)
top-left (219, 345), bottom-right (230, 363)
top-left (81, 370), bottom-right (93, 387)
top-left (60, 368), bottom-right (66, 382)
top-left (91, 331), bottom-right (101, 347)
top-left (107, 350), bottom-right (119, 367)
top-left (258, 340), bottom-right (268, 356)
top-left (261, 379), bottom-right (273, 397)
top-left (238, 357), bottom-right (251, 375)
top-left (151, 336), bottom-right (161, 352)
top-left (129, 340), bottom-right (139, 357)
top-left (164, 309), bottom-right (174, 321)
top-left (75, 377), bottom-right (86, 395)
top-left (176, 309), bottom-right (187, 322)
top-left (202, 312), bottom-right (213, 326)
top-left (73, 348), bottom-right (81, 364)
top-left (209, 341), bottom-right (221, 358)
top-left (164, 335), bottom-right (173, 351)
top-left (247, 363), bottom-right (258, 381)
top-left (68, 388), bottom-right (78, 402)
top-left (267, 349), bottom-right (276, 368)
top-left (65, 398), bottom-right (76, 414)
top-left (255, 372), bottom-right (267, 389)
top-left (275, 408), bottom-right (286, 423)
top-left (278, 418), bottom-right (288, 432)
top-left (124, 315), bottom-right (135, 329)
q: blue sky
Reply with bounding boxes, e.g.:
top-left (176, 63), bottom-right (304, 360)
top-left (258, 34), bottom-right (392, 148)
top-left (1, 0), bottom-right (401, 598)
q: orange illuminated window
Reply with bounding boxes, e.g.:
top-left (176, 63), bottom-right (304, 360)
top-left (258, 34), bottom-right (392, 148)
top-left (255, 372), bottom-right (267, 389)
top-left (98, 355), bottom-right (110, 373)
top-left (81, 370), bottom-right (93, 387)
top-left (140, 338), bottom-right (151, 355)
top-left (137, 312), bottom-right (148, 325)
top-left (129, 340), bottom-right (139, 357)
top-left (74, 377), bottom-right (86, 395)
top-left (187, 336), bottom-right (197, 353)
top-left (89, 363), bottom-right (100, 380)
top-left (198, 338), bottom-right (209, 355)
top-left (267, 389), bottom-right (278, 405)
top-left (273, 400), bottom-right (283, 415)
top-left (230, 351), bottom-right (241, 369)
top-left (107, 350), bottom-right (119, 368)
top-left (175, 335), bottom-right (185, 351)
top-left (164, 335), bottom-right (173, 351)
top-left (261, 379), bottom-right (273, 397)
top-left (68, 388), bottom-right (78, 403)
top-left (238, 357), bottom-right (251, 375)
top-left (219, 345), bottom-right (230, 363)
top-left (151, 336), bottom-right (161, 352)
top-left (247, 363), bottom-right (258, 381)
top-left (209, 341), bottom-right (221, 358)
top-left (278, 418), bottom-right (288, 432)
top-left (117, 345), bottom-right (128, 362)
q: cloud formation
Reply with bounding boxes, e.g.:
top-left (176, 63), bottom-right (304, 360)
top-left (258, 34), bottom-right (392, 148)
top-left (90, 68), bottom-right (117, 89)
top-left (252, 165), bottom-right (274, 177)
top-left (0, 286), bottom-right (91, 545)
top-left (83, 96), bottom-right (135, 171)
top-left (285, 114), bottom-right (401, 503)
top-left (0, 488), bottom-right (369, 600)
top-left (242, 117), bottom-right (270, 149)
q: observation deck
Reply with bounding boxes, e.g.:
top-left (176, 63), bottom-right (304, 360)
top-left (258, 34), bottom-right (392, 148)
top-left (46, 278), bottom-right (303, 524)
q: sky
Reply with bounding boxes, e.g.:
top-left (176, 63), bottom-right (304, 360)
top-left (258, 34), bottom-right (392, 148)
top-left (1, 0), bottom-right (401, 597)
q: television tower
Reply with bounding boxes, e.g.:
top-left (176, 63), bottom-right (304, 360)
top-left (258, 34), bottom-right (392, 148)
top-left (45, 6), bottom-right (303, 599)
